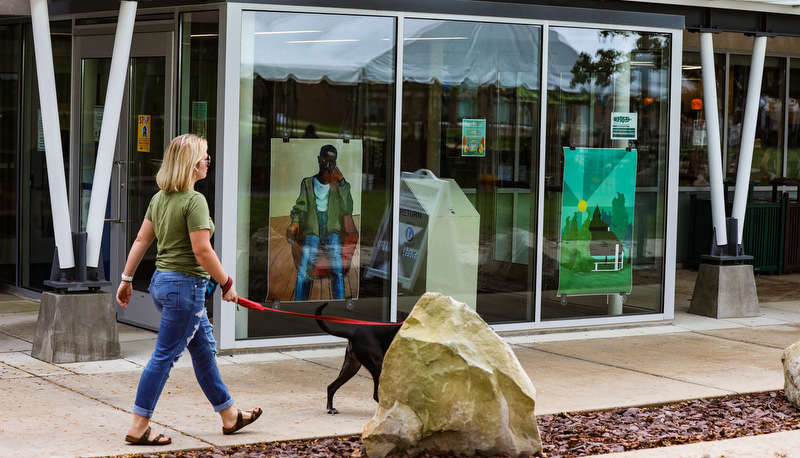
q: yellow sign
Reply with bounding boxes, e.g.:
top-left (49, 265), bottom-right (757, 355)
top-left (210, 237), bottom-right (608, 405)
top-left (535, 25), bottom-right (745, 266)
top-left (137, 115), bottom-right (150, 152)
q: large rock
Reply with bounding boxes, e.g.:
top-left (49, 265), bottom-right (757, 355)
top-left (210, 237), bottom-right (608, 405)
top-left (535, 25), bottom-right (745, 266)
top-left (362, 292), bottom-right (541, 457)
top-left (782, 340), bottom-right (800, 408)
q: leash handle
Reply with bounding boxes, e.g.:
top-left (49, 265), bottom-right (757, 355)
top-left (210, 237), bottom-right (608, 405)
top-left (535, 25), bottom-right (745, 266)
top-left (237, 298), bottom-right (403, 326)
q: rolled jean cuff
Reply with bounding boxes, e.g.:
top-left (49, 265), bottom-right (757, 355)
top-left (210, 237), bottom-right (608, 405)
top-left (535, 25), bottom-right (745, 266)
top-left (132, 404), bottom-right (155, 419)
top-left (213, 397), bottom-right (235, 413)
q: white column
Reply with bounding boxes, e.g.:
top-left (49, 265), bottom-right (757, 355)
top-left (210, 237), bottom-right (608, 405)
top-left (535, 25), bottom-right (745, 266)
top-left (29, 0), bottom-right (75, 269)
top-left (731, 35), bottom-right (768, 246)
top-left (608, 50), bottom-right (631, 315)
top-left (608, 244), bottom-right (623, 315)
top-left (699, 32), bottom-right (728, 247)
top-left (85, 1), bottom-right (138, 268)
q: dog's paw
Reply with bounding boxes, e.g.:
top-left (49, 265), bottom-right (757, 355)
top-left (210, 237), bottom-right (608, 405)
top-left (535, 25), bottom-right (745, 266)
top-left (327, 407), bottom-right (339, 415)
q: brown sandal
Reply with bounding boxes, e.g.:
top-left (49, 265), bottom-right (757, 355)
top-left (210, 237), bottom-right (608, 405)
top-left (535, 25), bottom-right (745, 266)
top-left (222, 407), bottom-right (262, 435)
top-left (125, 426), bottom-right (172, 445)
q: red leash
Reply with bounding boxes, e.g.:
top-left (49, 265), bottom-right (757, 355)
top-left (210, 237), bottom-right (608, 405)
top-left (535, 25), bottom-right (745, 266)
top-left (237, 297), bottom-right (403, 326)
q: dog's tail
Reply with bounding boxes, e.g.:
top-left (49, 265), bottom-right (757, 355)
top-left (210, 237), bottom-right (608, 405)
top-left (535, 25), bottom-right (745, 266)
top-left (314, 302), bottom-right (354, 340)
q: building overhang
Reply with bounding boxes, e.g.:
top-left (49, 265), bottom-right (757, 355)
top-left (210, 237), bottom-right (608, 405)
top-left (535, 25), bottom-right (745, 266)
top-left (0, 0), bottom-right (30, 16)
top-left (7, 1), bottom-right (800, 39)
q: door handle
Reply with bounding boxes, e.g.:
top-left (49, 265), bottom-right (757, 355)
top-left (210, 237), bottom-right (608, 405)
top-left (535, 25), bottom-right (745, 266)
top-left (104, 160), bottom-right (124, 223)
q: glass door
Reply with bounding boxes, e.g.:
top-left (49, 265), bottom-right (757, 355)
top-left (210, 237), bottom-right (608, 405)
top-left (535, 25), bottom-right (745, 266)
top-left (74, 32), bottom-right (173, 330)
top-left (117, 54), bottom-right (168, 330)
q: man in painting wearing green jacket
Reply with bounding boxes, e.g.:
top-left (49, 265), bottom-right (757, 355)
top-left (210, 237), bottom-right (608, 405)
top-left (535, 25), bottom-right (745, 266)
top-left (286, 144), bottom-right (353, 300)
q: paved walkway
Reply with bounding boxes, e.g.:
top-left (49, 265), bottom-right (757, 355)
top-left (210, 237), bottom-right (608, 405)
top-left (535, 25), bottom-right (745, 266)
top-left (2, 270), bottom-right (800, 457)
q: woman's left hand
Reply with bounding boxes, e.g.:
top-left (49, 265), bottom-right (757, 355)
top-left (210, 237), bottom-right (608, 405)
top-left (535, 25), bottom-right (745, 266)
top-left (222, 285), bottom-right (238, 304)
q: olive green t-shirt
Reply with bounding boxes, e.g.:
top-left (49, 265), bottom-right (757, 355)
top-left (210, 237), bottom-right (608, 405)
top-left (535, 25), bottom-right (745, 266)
top-left (144, 189), bottom-right (214, 279)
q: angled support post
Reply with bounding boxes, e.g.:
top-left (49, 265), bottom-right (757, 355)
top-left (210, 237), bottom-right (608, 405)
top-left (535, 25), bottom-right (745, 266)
top-left (731, 35), bottom-right (768, 250)
top-left (29, 0), bottom-right (132, 363)
top-left (699, 32), bottom-right (728, 249)
top-left (29, 0), bottom-right (74, 273)
top-left (690, 31), bottom-right (760, 319)
top-left (85, 0), bottom-right (138, 271)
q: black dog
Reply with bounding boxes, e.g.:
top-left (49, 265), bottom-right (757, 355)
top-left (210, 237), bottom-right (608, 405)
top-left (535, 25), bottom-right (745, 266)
top-left (315, 303), bottom-right (402, 414)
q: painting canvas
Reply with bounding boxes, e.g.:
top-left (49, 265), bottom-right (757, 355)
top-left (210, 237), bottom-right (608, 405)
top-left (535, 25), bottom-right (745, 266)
top-left (268, 139), bottom-right (362, 302)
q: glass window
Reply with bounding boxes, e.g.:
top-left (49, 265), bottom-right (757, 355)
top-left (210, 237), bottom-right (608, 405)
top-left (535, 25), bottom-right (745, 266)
top-left (786, 59), bottom-right (800, 179)
top-left (178, 10), bottom-right (218, 259)
top-left (399, 19), bottom-right (541, 323)
top-left (239, 12), bottom-right (396, 338)
top-left (178, 11), bottom-right (218, 145)
top-left (727, 55), bottom-right (785, 184)
top-left (78, 58), bottom-right (111, 235)
top-left (0, 24), bottom-right (20, 285)
top-left (543, 27), bottom-right (671, 319)
top-left (20, 22), bottom-right (71, 291)
top-left (679, 51), bottom-right (725, 187)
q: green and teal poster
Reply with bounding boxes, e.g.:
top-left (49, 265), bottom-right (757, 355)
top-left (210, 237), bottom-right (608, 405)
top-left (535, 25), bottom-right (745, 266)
top-left (558, 147), bottom-right (637, 296)
top-left (461, 118), bottom-right (486, 157)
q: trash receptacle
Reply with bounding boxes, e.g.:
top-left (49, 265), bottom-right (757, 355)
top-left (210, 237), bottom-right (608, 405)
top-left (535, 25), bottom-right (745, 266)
top-left (771, 177), bottom-right (800, 274)
top-left (688, 181), bottom-right (784, 274)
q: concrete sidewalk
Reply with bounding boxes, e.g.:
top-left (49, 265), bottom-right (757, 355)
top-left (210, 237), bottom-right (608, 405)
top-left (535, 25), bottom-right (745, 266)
top-left (2, 273), bottom-right (800, 457)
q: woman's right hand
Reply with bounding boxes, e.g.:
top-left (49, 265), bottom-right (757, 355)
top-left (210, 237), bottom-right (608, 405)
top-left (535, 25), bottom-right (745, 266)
top-left (116, 282), bottom-right (132, 309)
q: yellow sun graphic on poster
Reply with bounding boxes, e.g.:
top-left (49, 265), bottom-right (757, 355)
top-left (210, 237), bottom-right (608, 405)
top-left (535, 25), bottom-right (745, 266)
top-left (578, 200), bottom-right (588, 213)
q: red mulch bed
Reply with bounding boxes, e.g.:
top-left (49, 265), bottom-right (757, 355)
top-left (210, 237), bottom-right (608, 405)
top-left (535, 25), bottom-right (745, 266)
top-left (113, 391), bottom-right (800, 458)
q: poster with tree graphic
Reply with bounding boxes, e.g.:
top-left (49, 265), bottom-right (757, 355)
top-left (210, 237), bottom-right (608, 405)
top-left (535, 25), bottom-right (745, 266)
top-left (558, 147), bottom-right (637, 296)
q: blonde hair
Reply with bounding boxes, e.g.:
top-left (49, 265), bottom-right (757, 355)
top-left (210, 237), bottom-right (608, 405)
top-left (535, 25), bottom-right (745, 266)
top-left (156, 133), bottom-right (208, 193)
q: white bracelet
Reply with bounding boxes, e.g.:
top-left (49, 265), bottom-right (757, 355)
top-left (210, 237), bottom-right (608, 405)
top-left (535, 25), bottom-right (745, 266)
top-left (121, 273), bottom-right (133, 282)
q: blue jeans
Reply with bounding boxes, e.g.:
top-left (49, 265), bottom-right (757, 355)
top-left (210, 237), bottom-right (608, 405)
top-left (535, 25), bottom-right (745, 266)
top-left (295, 232), bottom-right (344, 301)
top-left (132, 270), bottom-right (234, 418)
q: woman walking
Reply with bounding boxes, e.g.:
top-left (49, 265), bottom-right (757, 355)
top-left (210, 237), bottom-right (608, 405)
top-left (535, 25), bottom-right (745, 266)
top-left (116, 133), bottom-right (261, 445)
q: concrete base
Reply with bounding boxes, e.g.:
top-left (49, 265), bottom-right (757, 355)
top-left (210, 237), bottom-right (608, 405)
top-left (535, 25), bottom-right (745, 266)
top-left (689, 263), bottom-right (759, 318)
top-left (32, 291), bottom-right (120, 363)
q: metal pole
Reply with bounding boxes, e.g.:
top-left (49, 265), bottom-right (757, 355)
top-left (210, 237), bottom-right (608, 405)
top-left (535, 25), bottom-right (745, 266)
top-left (390, 15), bottom-right (406, 323)
top-left (29, 0), bottom-right (75, 269)
top-left (731, 35), bottom-right (768, 246)
top-left (85, 1), bottom-right (138, 268)
top-left (699, 32), bottom-right (728, 247)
